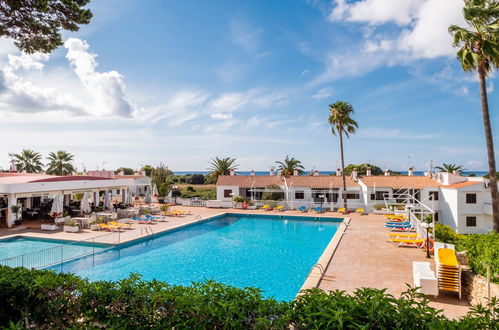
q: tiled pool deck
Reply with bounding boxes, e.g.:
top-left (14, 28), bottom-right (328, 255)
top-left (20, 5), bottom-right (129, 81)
top-left (0, 206), bottom-right (469, 318)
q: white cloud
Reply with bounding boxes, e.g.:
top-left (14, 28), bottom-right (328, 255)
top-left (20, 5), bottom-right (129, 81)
top-left (358, 127), bottom-right (441, 140)
top-left (487, 81), bottom-right (494, 93)
top-left (211, 112), bottom-right (233, 120)
top-left (64, 38), bottom-right (137, 117)
top-left (209, 92), bottom-right (250, 113)
top-left (312, 87), bottom-right (333, 99)
top-left (229, 19), bottom-right (266, 56)
top-left (467, 160), bottom-right (483, 169)
top-left (330, 0), bottom-right (422, 26)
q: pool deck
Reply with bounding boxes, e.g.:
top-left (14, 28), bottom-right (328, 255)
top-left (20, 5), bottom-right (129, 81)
top-left (0, 206), bottom-right (470, 318)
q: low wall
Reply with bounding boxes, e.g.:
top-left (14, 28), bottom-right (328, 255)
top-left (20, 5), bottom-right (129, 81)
top-left (462, 269), bottom-right (499, 306)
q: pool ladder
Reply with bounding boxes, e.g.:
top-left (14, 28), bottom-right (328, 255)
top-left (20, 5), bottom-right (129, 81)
top-left (141, 227), bottom-right (153, 236)
top-left (194, 215), bottom-right (203, 221)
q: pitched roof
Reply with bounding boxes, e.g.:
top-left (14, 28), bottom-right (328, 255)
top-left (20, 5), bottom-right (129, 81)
top-left (441, 181), bottom-right (482, 189)
top-left (358, 176), bottom-right (440, 189)
top-left (216, 175), bottom-right (360, 188)
top-left (216, 175), bottom-right (282, 187)
top-left (284, 176), bottom-right (359, 188)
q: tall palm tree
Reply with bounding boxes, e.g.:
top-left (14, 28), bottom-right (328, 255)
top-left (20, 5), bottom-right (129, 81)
top-left (276, 155), bottom-right (305, 176)
top-left (328, 101), bottom-right (358, 214)
top-left (435, 163), bottom-right (465, 173)
top-left (449, 0), bottom-right (499, 232)
top-left (207, 157), bottom-right (238, 182)
top-left (9, 149), bottom-right (44, 173)
top-left (46, 150), bottom-right (76, 175)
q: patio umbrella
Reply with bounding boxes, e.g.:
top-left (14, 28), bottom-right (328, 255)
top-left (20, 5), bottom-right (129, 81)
top-left (144, 186), bottom-right (152, 204)
top-left (50, 195), bottom-right (63, 216)
top-left (152, 184), bottom-right (159, 203)
top-left (104, 191), bottom-right (112, 210)
top-left (126, 188), bottom-right (133, 205)
top-left (80, 192), bottom-right (91, 214)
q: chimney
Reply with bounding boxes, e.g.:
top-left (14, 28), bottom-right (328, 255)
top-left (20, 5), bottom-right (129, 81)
top-left (408, 167), bottom-right (414, 176)
top-left (352, 168), bottom-right (358, 180)
top-left (293, 169), bottom-right (298, 176)
top-left (384, 169), bottom-right (391, 176)
top-left (250, 170), bottom-right (255, 176)
top-left (336, 168), bottom-right (341, 176)
top-left (230, 169), bottom-right (235, 176)
top-left (314, 170), bottom-right (319, 176)
top-left (9, 159), bottom-right (17, 172)
top-left (270, 167), bottom-right (275, 176)
top-left (366, 167), bottom-right (372, 176)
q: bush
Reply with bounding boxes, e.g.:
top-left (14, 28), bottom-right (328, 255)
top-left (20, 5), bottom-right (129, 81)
top-left (0, 267), bottom-right (496, 328)
top-left (373, 203), bottom-right (384, 211)
top-left (435, 224), bottom-right (498, 284)
top-left (261, 184), bottom-right (284, 201)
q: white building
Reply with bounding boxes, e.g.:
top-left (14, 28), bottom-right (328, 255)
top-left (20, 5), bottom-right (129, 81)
top-left (0, 173), bottom-right (134, 227)
top-left (216, 170), bottom-right (496, 234)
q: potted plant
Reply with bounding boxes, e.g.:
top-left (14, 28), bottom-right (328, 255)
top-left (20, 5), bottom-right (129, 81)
top-left (160, 204), bottom-right (169, 213)
top-left (90, 216), bottom-right (105, 231)
top-left (232, 196), bottom-right (245, 208)
top-left (10, 205), bottom-right (21, 226)
top-left (63, 218), bottom-right (80, 233)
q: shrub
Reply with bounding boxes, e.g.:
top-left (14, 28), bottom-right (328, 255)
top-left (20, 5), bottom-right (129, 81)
top-left (373, 203), bottom-right (384, 211)
top-left (160, 204), bottom-right (169, 212)
top-left (0, 267), bottom-right (497, 328)
top-left (261, 184), bottom-right (284, 201)
top-left (233, 195), bottom-right (245, 203)
top-left (434, 223), bottom-right (465, 246)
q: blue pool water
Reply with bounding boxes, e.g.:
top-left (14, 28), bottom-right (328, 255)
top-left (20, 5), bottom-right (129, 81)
top-left (0, 237), bottom-right (108, 269)
top-left (53, 214), bottom-right (341, 301)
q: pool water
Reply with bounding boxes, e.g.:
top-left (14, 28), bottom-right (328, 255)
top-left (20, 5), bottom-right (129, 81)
top-left (53, 214), bottom-right (341, 301)
top-left (0, 237), bottom-right (108, 269)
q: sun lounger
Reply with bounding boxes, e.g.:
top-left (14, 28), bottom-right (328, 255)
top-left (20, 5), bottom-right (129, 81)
top-left (356, 208), bottom-right (366, 215)
top-left (260, 204), bottom-right (270, 210)
top-left (109, 221), bottom-right (132, 229)
top-left (385, 223), bottom-right (414, 231)
top-left (274, 205), bottom-right (285, 212)
top-left (389, 238), bottom-right (424, 248)
top-left (297, 206), bottom-right (308, 212)
top-left (338, 208), bottom-right (346, 213)
top-left (98, 223), bottom-right (121, 232)
top-left (131, 217), bottom-right (157, 224)
top-left (387, 233), bottom-right (419, 238)
top-left (314, 207), bottom-right (324, 213)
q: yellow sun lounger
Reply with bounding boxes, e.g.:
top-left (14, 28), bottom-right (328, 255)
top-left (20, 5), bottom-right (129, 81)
top-left (260, 204), bottom-right (270, 210)
top-left (387, 233), bottom-right (419, 238)
top-left (109, 221), bottom-right (132, 229)
top-left (389, 238), bottom-right (424, 248)
top-left (438, 248), bottom-right (458, 267)
top-left (275, 205), bottom-right (284, 211)
top-left (356, 208), bottom-right (366, 215)
top-left (338, 208), bottom-right (346, 213)
top-left (98, 223), bottom-right (121, 232)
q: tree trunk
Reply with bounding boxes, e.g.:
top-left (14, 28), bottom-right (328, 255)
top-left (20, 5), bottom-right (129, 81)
top-left (339, 129), bottom-right (347, 214)
top-left (478, 67), bottom-right (499, 232)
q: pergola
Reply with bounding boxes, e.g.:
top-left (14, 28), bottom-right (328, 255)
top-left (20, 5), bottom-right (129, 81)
top-left (0, 173), bottom-right (134, 227)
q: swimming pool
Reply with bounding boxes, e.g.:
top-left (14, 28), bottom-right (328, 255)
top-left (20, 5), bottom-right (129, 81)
top-left (53, 214), bottom-right (342, 301)
top-left (0, 237), bottom-right (109, 269)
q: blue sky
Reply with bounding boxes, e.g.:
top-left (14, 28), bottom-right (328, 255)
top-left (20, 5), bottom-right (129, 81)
top-left (0, 0), bottom-right (497, 172)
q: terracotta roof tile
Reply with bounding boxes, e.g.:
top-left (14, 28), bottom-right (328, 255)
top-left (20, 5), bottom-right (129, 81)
top-left (441, 181), bottom-right (482, 189)
top-left (358, 176), bottom-right (440, 189)
top-left (216, 175), bottom-right (360, 188)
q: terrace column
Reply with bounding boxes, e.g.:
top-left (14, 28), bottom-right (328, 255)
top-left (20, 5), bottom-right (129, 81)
top-left (94, 192), bottom-right (99, 207)
top-left (6, 194), bottom-right (16, 228)
top-left (121, 189), bottom-right (126, 204)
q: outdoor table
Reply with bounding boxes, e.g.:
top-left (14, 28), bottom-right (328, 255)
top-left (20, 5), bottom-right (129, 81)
top-left (71, 217), bottom-right (90, 229)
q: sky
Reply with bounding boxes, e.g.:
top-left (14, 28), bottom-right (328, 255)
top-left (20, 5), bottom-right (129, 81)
top-left (0, 0), bottom-right (497, 172)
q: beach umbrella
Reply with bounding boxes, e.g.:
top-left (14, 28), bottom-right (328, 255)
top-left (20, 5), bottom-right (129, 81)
top-left (50, 195), bottom-right (63, 216)
top-left (145, 186), bottom-right (152, 204)
top-left (80, 192), bottom-right (91, 214)
top-left (104, 191), bottom-right (112, 210)
top-left (152, 184), bottom-right (159, 203)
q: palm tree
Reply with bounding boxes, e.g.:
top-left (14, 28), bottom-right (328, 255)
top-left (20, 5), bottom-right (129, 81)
top-left (328, 101), bottom-right (358, 214)
top-left (46, 150), bottom-right (76, 175)
top-left (276, 155), bottom-right (305, 176)
top-left (9, 149), bottom-right (44, 173)
top-left (435, 163), bottom-right (465, 173)
top-left (207, 157), bottom-right (238, 182)
top-left (449, 0), bottom-right (499, 232)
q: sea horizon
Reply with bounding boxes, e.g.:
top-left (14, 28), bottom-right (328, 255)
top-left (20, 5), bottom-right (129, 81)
top-left (173, 170), bottom-right (489, 177)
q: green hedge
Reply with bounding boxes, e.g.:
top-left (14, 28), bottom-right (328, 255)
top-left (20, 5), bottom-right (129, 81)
top-left (0, 266), bottom-right (497, 329)
top-left (435, 224), bottom-right (498, 283)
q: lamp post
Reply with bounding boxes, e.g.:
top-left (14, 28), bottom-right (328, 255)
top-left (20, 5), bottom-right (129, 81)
top-left (229, 193), bottom-right (234, 208)
top-left (421, 221), bottom-right (434, 259)
top-left (318, 194), bottom-right (325, 213)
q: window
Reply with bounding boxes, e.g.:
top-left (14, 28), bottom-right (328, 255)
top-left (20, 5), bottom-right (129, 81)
top-left (466, 193), bottom-right (477, 204)
top-left (295, 191), bottom-right (304, 199)
top-left (429, 191), bottom-right (439, 201)
top-left (370, 191), bottom-right (388, 200)
top-left (223, 190), bottom-right (232, 198)
top-left (466, 216), bottom-right (477, 227)
top-left (434, 212), bottom-right (439, 222)
top-left (343, 193), bottom-right (360, 200)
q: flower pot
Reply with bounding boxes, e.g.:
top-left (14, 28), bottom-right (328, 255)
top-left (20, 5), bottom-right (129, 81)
top-left (41, 224), bottom-right (57, 231)
top-left (90, 224), bottom-right (100, 231)
top-left (247, 205), bottom-right (257, 210)
top-left (63, 225), bottom-right (80, 233)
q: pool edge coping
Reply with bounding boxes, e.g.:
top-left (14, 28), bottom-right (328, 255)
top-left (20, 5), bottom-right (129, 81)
top-left (297, 216), bottom-right (351, 296)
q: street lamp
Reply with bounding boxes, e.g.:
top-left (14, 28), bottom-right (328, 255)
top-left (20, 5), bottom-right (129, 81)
top-left (318, 194), bottom-right (325, 213)
top-left (421, 221), bottom-right (434, 259)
